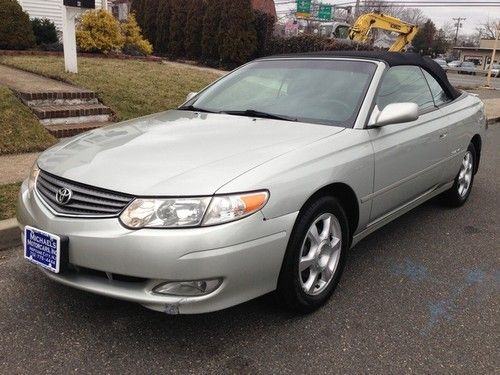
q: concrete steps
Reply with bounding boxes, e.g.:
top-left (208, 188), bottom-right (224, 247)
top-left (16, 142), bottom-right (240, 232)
top-left (31, 103), bottom-right (112, 125)
top-left (17, 89), bottom-right (113, 137)
top-left (45, 121), bottom-right (113, 138)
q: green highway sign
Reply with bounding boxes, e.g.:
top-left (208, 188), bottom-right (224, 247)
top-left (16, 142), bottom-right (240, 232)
top-left (296, 0), bottom-right (312, 16)
top-left (318, 4), bottom-right (332, 20)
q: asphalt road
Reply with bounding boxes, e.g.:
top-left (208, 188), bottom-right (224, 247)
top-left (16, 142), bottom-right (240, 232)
top-left (1, 128), bottom-right (499, 374)
top-left (448, 71), bottom-right (500, 90)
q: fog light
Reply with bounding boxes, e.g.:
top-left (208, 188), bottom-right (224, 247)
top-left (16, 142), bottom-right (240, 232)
top-left (153, 279), bottom-right (222, 296)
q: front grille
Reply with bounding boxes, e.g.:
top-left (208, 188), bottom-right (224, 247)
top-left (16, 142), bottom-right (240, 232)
top-left (36, 169), bottom-right (133, 217)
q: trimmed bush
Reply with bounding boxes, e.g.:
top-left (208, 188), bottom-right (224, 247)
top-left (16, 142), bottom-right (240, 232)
top-left (142, 0), bottom-right (160, 47)
top-left (201, 0), bottom-right (222, 61)
top-left (0, 0), bottom-right (35, 50)
top-left (168, 0), bottom-right (188, 58)
top-left (254, 10), bottom-right (275, 58)
top-left (184, 0), bottom-right (205, 59)
top-left (31, 18), bottom-right (58, 46)
top-left (265, 34), bottom-right (368, 55)
top-left (218, 0), bottom-right (257, 65)
top-left (76, 9), bottom-right (124, 53)
top-left (154, 0), bottom-right (171, 54)
top-left (121, 13), bottom-right (153, 55)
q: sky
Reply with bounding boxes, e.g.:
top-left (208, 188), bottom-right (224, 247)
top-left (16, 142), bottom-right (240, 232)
top-left (274, 1), bottom-right (500, 35)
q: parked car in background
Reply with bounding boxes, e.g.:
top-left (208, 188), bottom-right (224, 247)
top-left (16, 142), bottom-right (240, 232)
top-left (433, 58), bottom-right (448, 70)
top-left (487, 63), bottom-right (500, 77)
top-left (458, 61), bottom-right (477, 75)
top-left (448, 60), bottom-right (461, 68)
top-left (18, 52), bottom-right (487, 315)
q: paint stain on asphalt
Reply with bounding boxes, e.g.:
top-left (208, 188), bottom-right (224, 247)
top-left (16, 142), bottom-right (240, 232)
top-left (389, 258), bottom-right (428, 282)
top-left (389, 258), bottom-right (499, 336)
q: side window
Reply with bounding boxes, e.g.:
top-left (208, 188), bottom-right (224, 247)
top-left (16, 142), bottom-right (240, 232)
top-left (376, 66), bottom-right (435, 112)
top-left (422, 69), bottom-right (450, 107)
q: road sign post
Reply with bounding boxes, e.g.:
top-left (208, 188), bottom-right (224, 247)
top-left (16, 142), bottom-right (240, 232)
top-left (62, 0), bottom-right (96, 73)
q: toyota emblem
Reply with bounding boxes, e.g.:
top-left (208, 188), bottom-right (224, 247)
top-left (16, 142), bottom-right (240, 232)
top-left (55, 188), bottom-right (73, 205)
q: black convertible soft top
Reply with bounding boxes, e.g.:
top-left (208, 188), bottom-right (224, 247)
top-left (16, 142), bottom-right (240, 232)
top-left (264, 51), bottom-right (462, 100)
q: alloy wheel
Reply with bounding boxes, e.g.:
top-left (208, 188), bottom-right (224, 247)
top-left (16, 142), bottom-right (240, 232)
top-left (458, 151), bottom-right (473, 197)
top-left (299, 213), bottom-right (342, 296)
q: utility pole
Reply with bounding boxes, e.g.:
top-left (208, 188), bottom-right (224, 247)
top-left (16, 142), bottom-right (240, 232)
top-left (354, 0), bottom-right (360, 17)
top-left (485, 21), bottom-right (500, 88)
top-left (453, 17), bottom-right (466, 46)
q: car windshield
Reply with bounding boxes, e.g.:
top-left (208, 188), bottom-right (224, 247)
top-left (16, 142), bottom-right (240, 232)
top-left (182, 59), bottom-right (377, 127)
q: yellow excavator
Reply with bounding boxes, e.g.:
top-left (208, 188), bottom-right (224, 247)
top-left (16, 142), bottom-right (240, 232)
top-left (348, 12), bottom-right (419, 52)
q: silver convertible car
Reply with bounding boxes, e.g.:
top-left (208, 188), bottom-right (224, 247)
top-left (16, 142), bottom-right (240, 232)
top-left (18, 51), bottom-right (487, 314)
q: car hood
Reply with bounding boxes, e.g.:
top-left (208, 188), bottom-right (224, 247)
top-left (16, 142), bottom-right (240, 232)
top-left (38, 110), bottom-right (343, 196)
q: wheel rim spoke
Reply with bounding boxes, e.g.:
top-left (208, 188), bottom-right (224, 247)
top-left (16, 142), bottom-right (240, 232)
top-left (299, 255), bottom-right (315, 272)
top-left (303, 270), bottom-right (320, 293)
top-left (307, 224), bottom-right (321, 245)
top-left (320, 215), bottom-right (332, 240)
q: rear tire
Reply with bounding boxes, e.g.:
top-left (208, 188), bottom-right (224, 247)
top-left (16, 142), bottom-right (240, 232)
top-left (277, 196), bottom-right (349, 313)
top-left (441, 142), bottom-right (476, 207)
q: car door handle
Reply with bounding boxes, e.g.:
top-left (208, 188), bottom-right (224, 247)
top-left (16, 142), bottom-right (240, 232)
top-left (439, 133), bottom-right (447, 139)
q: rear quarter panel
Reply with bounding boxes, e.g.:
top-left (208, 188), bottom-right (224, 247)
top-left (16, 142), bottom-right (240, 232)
top-left (440, 93), bottom-right (486, 182)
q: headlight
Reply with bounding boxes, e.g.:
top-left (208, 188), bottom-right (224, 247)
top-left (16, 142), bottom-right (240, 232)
top-left (28, 163), bottom-right (40, 192)
top-left (119, 191), bottom-right (269, 229)
top-left (202, 191), bottom-right (269, 226)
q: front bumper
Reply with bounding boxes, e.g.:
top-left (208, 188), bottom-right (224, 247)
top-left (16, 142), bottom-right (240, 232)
top-left (17, 181), bottom-right (297, 314)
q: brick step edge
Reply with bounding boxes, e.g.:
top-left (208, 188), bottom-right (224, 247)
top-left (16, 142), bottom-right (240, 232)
top-left (32, 104), bottom-right (111, 119)
top-left (486, 116), bottom-right (500, 125)
top-left (46, 122), bottom-right (112, 138)
top-left (17, 90), bottom-right (96, 102)
top-left (0, 218), bottom-right (20, 251)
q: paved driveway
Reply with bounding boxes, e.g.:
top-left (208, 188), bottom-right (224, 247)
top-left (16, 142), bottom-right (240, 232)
top-left (1, 127), bottom-right (499, 374)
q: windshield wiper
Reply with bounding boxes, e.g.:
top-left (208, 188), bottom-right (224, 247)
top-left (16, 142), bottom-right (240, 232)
top-left (220, 109), bottom-right (297, 122)
top-left (178, 105), bottom-right (216, 113)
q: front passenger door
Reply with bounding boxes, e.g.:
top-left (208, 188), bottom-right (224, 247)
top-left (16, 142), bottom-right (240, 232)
top-left (368, 66), bottom-right (450, 222)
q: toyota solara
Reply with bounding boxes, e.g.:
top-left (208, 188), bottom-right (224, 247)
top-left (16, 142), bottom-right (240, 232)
top-left (18, 51), bottom-right (487, 314)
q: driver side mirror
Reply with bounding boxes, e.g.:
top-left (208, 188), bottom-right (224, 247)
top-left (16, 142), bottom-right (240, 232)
top-left (369, 102), bottom-right (419, 127)
top-left (186, 92), bottom-right (198, 102)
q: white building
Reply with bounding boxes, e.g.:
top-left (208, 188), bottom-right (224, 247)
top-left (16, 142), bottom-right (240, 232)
top-left (17, 0), bottom-right (130, 34)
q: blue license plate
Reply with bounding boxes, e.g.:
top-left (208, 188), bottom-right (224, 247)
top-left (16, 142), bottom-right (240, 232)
top-left (24, 226), bottom-right (61, 273)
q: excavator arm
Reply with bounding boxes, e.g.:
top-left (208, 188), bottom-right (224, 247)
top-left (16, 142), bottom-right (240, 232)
top-left (348, 12), bottom-right (419, 52)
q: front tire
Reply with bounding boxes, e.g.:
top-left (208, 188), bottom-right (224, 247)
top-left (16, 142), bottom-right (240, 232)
top-left (441, 142), bottom-right (476, 207)
top-left (277, 196), bottom-right (349, 313)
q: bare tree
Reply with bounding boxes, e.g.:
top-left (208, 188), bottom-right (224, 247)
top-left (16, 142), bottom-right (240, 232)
top-left (475, 18), bottom-right (499, 40)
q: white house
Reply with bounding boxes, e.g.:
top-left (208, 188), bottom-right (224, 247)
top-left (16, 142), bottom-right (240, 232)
top-left (17, 0), bottom-right (130, 34)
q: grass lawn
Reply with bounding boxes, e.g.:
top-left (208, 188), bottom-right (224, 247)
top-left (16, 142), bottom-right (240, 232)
top-left (0, 85), bottom-right (56, 155)
top-left (0, 182), bottom-right (21, 220)
top-left (0, 55), bottom-right (224, 121)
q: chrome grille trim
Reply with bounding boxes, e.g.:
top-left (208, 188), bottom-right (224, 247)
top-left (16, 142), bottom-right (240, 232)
top-left (35, 169), bottom-right (134, 218)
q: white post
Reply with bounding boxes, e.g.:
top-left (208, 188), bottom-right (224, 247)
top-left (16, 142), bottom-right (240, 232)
top-left (486, 23), bottom-right (500, 88)
top-left (62, 6), bottom-right (78, 73)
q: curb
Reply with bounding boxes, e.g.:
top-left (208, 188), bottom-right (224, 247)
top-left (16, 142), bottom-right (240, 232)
top-left (0, 218), bottom-right (20, 251)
